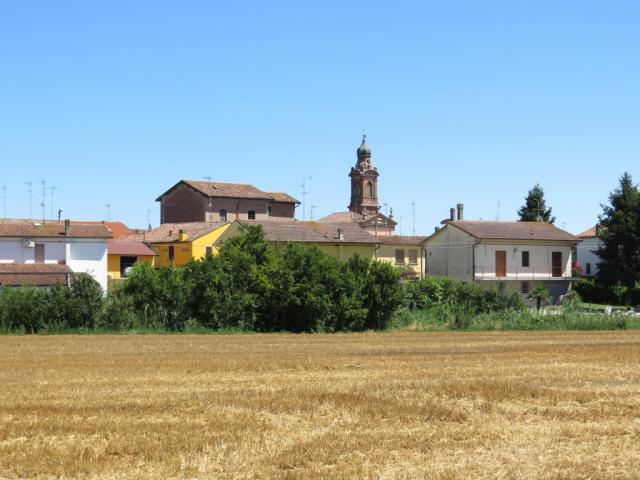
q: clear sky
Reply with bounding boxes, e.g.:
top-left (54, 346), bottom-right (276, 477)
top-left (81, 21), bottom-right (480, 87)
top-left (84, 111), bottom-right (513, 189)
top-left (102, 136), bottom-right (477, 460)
top-left (1, 1), bottom-right (638, 235)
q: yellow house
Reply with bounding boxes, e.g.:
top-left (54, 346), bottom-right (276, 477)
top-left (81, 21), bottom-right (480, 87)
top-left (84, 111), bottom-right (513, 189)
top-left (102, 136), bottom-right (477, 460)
top-left (214, 220), bottom-right (379, 261)
top-left (107, 241), bottom-right (157, 280)
top-left (375, 236), bottom-right (428, 280)
top-left (141, 222), bottom-right (232, 267)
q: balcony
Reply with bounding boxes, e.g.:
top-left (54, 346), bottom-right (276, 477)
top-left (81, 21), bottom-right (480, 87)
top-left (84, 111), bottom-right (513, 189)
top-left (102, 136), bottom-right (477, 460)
top-left (474, 266), bottom-right (574, 281)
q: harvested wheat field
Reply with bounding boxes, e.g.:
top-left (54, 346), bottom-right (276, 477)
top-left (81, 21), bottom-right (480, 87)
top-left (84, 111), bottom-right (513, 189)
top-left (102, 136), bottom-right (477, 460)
top-left (1, 332), bottom-right (640, 479)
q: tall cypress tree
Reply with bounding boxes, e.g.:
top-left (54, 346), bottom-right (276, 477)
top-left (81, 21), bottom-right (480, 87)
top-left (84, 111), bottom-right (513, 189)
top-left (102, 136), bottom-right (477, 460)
top-left (517, 184), bottom-right (556, 223)
top-left (596, 172), bottom-right (640, 288)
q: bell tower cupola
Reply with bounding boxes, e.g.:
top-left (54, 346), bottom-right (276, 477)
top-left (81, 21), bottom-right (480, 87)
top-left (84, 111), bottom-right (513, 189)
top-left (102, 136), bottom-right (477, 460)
top-left (348, 134), bottom-right (380, 217)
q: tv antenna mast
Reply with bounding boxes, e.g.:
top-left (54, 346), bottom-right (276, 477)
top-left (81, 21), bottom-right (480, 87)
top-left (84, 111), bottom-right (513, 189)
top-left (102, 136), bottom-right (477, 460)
top-left (147, 208), bottom-right (152, 230)
top-left (495, 201), bottom-right (501, 221)
top-left (298, 175), bottom-right (312, 220)
top-left (25, 181), bottom-right (33, 218)
top-left (105, 204), bottom-right (111, 221)
top-left (411, 201), bottom-right (416, 236)
top-left (49, 186), bottom-right (57, 220)
top-left (202, 175), bottom-right (212, 181)
top-left (1, 185), bottom-right (6, 218)
top-left (40, 180), bottom-right (46, 222)
top-left (310, 205), bottom-right (319, 220)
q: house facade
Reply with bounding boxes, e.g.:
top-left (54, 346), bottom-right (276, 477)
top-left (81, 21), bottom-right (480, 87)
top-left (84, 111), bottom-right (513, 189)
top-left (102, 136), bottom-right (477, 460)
top-left (576, 226), bottom-right (602, 277)
top-left (0, 220), bottom-right (111, 290)
top-left (156, 180), bottom-right (299, 224)
top-left (425, 220), bottom-right (579, 302)
top-left (376, 236), bottom-right (427, 279)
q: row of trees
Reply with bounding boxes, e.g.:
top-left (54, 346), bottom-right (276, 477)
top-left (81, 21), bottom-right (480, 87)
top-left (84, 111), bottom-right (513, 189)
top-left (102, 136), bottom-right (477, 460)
top-left (0, 227), bottom-right (406, 333)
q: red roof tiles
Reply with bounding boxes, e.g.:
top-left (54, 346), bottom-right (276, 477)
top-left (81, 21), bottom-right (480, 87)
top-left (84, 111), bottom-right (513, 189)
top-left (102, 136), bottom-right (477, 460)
top-left (449, 221), bottom-right (579, 242)
top-left (0, 221), bottom-right (112, 239)
top-left (0, 263), bottom-right (73, 286)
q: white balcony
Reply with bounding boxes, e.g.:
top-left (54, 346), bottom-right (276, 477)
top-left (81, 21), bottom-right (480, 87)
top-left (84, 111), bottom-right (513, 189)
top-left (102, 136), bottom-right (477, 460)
top-left (474, 266), bottom-right (574, 281)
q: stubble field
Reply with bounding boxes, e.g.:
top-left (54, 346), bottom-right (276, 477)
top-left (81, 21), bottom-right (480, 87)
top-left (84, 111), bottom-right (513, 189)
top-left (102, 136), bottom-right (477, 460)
top-left (1, 331), bottom-right (640, 479)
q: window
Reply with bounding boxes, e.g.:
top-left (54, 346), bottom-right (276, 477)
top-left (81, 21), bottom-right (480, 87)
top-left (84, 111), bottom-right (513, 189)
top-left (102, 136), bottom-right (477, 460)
top-left (395, 249), bottom-right (405, 264)
top-left (219, 209), bottom-right (227, 222)
top-left (367, 182), bottom-right (374, 198)
top-left (205, 246), bottom-right (213, 256)
top-left (586, 263), bottom-right (591, 275)
top-left (168, 246), bottom-right (175, 262)
top-left (248, 210), bottom-right (256, 220)
top-left (521, 281), bottom-right (530, 294)
top-left (522, 251), bottom-right (530, 267)
top-left (120, 256), bottom-right (137, 277)
top-left (34, 243), bottom-right (45, 262)
top-left (268, 206), bottom-right (272, 217)
top-left (408, 249), bottom-right (418, 264)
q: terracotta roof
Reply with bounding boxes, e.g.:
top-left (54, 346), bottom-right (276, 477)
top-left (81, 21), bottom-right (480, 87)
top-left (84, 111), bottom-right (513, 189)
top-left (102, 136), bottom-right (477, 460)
top-left (138, 222), bottom-right (228, 243)
top-left (319, 211), bottom-right (363, 223)
top-left (72, 221), bottom-right (133, 239)
top-left (0, 263), bottom-right (73, 286)
top-left (0, 221), bottom-right (112, 239)
top-left (266, 192), bottom-right (300, 204)
top-left (156, 180), bottom-right (299, 204)
top-left (377, 235), bottom-right (428, 245)
top-left (450, 221), bottom-right (579, 242)
top-left (577, 227), bottom-right (599, 238)
top-left (239, 220), bottom-right (380, 244)
top-left (107, 241), bottom-right (158, 256)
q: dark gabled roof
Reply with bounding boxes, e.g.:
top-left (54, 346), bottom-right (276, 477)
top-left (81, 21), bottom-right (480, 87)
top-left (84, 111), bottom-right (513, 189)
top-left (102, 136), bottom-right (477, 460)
top-left (0, 221), bottom-right (112, 239)
top-left (0, 263), bottom-right (73, 286)
top-left (107, 241), bottom-right (158, 256)
top-left (133, 222), bottom-right (228, 244)
top-left (449, 221), bottom-right (579, 242)
top-left (237, 220), bottom-right (380, 244)
top-left (377, 235), bottom-right (428, 245)
top-left (156, 180), bottom-right (300, 204)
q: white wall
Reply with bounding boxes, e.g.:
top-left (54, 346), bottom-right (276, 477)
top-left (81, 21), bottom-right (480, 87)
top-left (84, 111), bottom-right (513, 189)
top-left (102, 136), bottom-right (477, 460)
top-left (68, 242), bottom-right (108, 292)
top-left (0, 238), bottom-right (108, 291)
top-left (425, 226), bottom-right (475, 281)
top-left (577, 237), bottom-right (602, 277)
top-left (474, 243), bottom-right (573, 279)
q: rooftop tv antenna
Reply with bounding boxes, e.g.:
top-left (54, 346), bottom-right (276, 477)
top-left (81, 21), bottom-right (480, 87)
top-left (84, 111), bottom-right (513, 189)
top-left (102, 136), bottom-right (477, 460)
top-left (25, 181), bottom-right (33, 218)
top-left (202, 175), bottom-right (212, 181)
top-left (495, 201), bottom-right (501, 221)
top-left (49, 186), bottom-right (57, 220)
top-left (298, 175), bottom-right (312, 220)
top-left (105, 203), bottom-right (111, 221)
top-left (411, 201), bottom-right (416, 236)
top-left (40, 180), bottom-right (46, 222)
top-left (147, 208), bottom-right (152, 230)
top-left (310, 205), bottom-right (319, 220)
top-left (2, 185), bottom-right (6, 218)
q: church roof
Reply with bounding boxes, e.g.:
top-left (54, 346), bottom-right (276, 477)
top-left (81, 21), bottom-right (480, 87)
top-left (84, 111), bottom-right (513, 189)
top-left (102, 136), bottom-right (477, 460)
top-left (156, 180), bottom-right (299, 204)
top-left (237, 220), bottom-right (380, 244)
top-left (318, 211), bottom-right (363, 223)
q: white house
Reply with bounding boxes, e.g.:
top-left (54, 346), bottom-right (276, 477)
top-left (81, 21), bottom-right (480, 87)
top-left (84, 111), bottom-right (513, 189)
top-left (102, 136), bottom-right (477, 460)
top-left (576, 226), bottom-right (602, 277)
top-left (425, 219), bottom-right (580, 303)
top-left (0, 220), bottom-right (111, 291)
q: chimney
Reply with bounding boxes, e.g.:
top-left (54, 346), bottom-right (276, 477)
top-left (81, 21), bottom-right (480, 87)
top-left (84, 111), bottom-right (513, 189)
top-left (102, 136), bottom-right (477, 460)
top-left (456, 203), bottom-right (464, 221)
top-left (178, 229), bottom-right (188, 241)
top-left (449, 208), bottom-right (456, 221)
top-left (64, 219), bottom-right (71, 236)
top-left (337, 228), bottom-right (344, 241)
top-left (435, 226), bottom-right (440, 233)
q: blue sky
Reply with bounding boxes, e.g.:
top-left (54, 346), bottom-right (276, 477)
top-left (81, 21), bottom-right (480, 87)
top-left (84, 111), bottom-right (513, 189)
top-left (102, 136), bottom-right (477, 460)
top-left (1, 1), bottom-right (638, 235)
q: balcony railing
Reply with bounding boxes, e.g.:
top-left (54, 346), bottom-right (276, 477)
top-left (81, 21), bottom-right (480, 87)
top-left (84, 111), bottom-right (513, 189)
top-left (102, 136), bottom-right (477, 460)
top-left (474, 266), bottom-right (571, 280)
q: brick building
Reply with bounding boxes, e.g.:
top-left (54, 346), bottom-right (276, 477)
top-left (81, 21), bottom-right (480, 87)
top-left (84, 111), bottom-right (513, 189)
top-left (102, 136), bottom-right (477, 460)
top-left (156, 180), bottom-right (299, 224)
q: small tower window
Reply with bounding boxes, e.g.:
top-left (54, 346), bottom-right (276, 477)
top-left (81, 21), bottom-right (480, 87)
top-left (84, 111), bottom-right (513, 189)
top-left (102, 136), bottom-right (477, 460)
top-left (367, 182), bottom-right (374, 198)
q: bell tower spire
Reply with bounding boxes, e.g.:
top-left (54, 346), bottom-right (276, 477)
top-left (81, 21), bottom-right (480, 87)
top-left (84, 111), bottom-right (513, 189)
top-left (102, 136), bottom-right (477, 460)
top-left (348, 135), bottom-right (379, 217)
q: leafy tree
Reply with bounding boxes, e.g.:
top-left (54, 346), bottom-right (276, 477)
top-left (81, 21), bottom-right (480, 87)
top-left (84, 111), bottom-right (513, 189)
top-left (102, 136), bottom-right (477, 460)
top-left (518, 183), bottom-right (556, 223)
top-left (597, 172), bottom-right (640, 288)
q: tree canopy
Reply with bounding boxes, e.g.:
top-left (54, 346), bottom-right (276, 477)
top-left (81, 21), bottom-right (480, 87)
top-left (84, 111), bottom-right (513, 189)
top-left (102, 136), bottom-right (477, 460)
top-left (596, 172), bottom-right (640, 288)
top-left (517, 184), bottom-right (555, 223)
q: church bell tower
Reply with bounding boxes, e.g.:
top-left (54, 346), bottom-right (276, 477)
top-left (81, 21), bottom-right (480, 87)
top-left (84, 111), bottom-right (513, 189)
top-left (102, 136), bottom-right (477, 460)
top-left (348, 135), bottom-right (380, 217)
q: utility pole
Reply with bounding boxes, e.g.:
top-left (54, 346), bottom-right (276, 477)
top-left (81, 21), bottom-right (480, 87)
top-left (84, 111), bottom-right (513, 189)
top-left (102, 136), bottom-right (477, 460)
top-left (25, 181), bottom-right (32, 218)
top-left (310, 205), bottom-right (319, 220)
top-left (411, 201), bottom-right (415, 236)
top-left (40, 180), bottom-right (46, 222)
top-left (105, 204), bottom-right (111, 221)
top-left (298, 175), bottom-right (311, 220)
